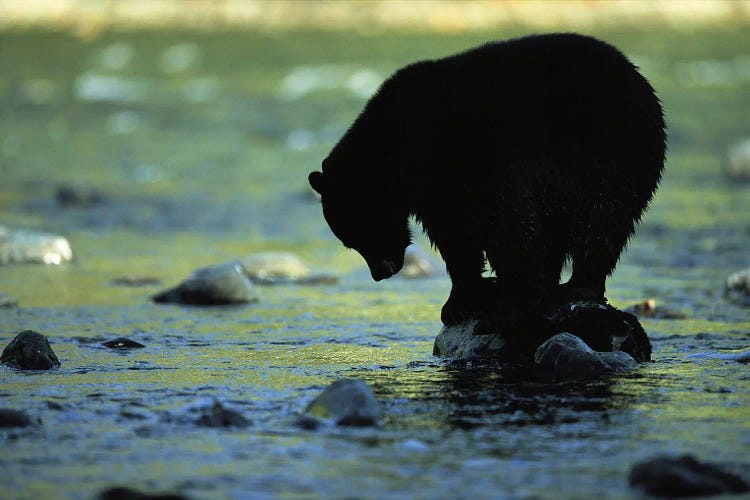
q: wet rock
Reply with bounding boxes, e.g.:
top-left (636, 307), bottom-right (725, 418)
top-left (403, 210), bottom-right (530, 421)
top-left (629, 455), bottom-right (750, 497)
top-left (195, 401), bottom-right (250, 428)
top-left (725, 268), bottom-right (750, 307)
top-left (723, 138), bottom-right (750, 183)
top-left (534, 333), bottom-right (637, 377)
top-left (55, 183), bottom-right (105, 207)
top-left (111, 276), bottom-right (161, 287)
top-left (237, 252), bottom-right (337, 285)
top-left (152, 263), bottom-right (259, 306)
top-left (397, 245), bottom-right (441, 279)
top-left (297, 379), bottom-right (382, 429)
top-left (0, 224), bottom-right (73, 265)
top-left (0, 408), bottom-right (40, 428)
top-left (0, 292), bottom-right (18, 308)
top-left (625, 299), bottom-right (686, 319)
top-left (98, 486), bottom-right (188, 500)
top-left (434, 300), bottom-right (651, 363)
top-left (102, 337), bottom-right (146, 349)
top-left (1, 330), bottom-right (61, 370)
top-left (688, 348), bottom-right (750, 363)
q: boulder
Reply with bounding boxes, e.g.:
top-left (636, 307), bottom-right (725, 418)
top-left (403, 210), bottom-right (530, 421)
top-left (0, 408), bottom-right (40, 428)
top-left (195, 401), bottom-right (250, 428)
top-left (152, 263), bottom-right (259, 306)
top-left (297, 379), bottom-right (382, 429)
top-left (0, 225), bottom-right (73, 265)
top-left (534, 333), bottom-right (637, 377)
top-left (1, 330), bottom-right (61, 370)
top-left (102, 337), bottom-right (146, 349)
top-left (237, 251), bottom-right (337, 285)
top-left (629, 455), bottom-right (750, 497)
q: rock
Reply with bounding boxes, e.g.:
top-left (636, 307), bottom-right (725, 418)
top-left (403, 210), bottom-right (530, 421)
top-left (1, 330), bottom-right (61, 370)
top-left (297, 379), bottom-right (382, 429)
top-left (534, 333), bottom-right (637, 377)
top-left (397, 244), bottom-right (441, 279)
top-left (434, 300), bottom-right (651, 363)
top-left (111, 276), bottom-right (161, 287)
top-left (433, 320), bottom-right (507, 359)
top-left (102, 337), bottom-right (146, 349)
top-left (237, 251), bottom-right (337, 285)
top-left (625, 299), bottom-right (686, 319)
top-left (195, 401), bottom-right (250, 428)
top-left (152, 263), bottom-right (259, 306)
top-left (98, 486), bottom-right (188, 500)
top-left (629, 455), bottom-right (750, 497)
top-left (725, 268), bottom-right (750, 307)
top-left (0, 224), bottom-right (73, 265)
top-left (0, 293), bottom-right (18, 308)
top-left (0, 408), bottom-right (40, 428)
top-left (55, 183), bottom-right (105, 207)
top-left (723, 138), bottom-right (750, 182)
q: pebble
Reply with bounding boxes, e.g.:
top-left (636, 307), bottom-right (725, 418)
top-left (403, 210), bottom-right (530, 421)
top-left (725, 268), bottom-right (750, 307)
top-left (624, 299), bottom-right (686, 319)
top-left (1, 330), bottom-right (61, 370)
top-left (152, 263), bottom-right (259, 306)
top-left (629, 455), bottom-right (750, 497)
top-left (0, 224), bottom-right (73, 265)
top-left (297, 379), bottom-right (382, 429)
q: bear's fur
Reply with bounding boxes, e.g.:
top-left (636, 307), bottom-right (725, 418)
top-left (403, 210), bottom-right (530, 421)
top-left (309, 33), bottom-right (666, 325)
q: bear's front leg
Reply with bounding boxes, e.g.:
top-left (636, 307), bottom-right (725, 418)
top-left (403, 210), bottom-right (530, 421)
top-left (438, 244), bottom-right (493, 325)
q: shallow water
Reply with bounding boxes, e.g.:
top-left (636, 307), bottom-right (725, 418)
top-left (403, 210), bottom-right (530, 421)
top-left (1, 28), bottom-right (750, 499)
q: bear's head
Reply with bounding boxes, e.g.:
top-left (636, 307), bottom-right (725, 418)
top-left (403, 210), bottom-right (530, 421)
top-left (309, 169), bottom-right (410, 281)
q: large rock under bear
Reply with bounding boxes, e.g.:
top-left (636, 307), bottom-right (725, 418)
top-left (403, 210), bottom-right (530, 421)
top-left (310, 33), bottom-right (666, 329)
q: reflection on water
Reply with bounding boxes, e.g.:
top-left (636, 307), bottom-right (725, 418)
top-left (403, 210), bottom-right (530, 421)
top-left (1, 28), bottom-right (750, 499)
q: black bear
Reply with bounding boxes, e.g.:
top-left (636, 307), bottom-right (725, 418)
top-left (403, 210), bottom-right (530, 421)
top-left (309, 33), bottom-right (666, 325)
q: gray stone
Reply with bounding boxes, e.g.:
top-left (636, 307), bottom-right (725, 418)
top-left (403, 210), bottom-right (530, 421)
top-left (298, 379), bottom-right (382, 429)
top-left (195, 401), bottom-right (250, 428)
top-left (0, 292), bottom-right (18, 308)
top-left (1, 330), bottom-right (61, 370)
top-left (433, 320), bottom-right (507, 359)
top-left (723, 138), bottom-right (750, 182)
top-left (102, 337), bottom-right (146, 349)
top-left (0, 224), bottom-right (73, 265)
top-left (725, 268), bottom-right (750, 307)
top-left (688, 348), bottom-right (750, 363)
top-left (237, 251), bottom-right (337, 285)
top-left (98, 486), bottom-right (188, 500)
top-left (629, 455), bottom-right (750, 497)
top-left (152, 263), bottom-right (259, 306)
top-left (397, 244), bottom-right (441, 279)
top-left (55, 183), bottom-right (105, 207)
top-left (534, 333), bottom-right (636, 377)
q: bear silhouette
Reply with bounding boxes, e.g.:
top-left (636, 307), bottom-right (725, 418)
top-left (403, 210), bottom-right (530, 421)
top-left (309, 33), bottom-right (666, 325)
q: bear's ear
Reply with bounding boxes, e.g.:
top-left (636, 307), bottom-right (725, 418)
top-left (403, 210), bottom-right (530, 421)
top-left (308, 171), bottom-right (327, 194)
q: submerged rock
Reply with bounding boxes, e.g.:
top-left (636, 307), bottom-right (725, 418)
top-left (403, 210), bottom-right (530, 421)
top-left (434, 300), bottom-right (651, 363)
top-left (111, 276), bottom-right (161, 287)
top-left (1, 330), bottom-right (61, 370)
top-left (625, 299), bottom-right (686, 319)
top-left (725, 268), bottom-right (750, 307)
top-left (98, 486), bottom-right (188, 500)
top-left (629, 455), bottom-right (750, 497)
top-left (688, 348), bottom-right (750, 363)
top-left (102, 337), bottom-right (146, 349)
top-left (55, 183), bottom-right (105, 207)
top-left (0, 408), bottom-right (40, 428)
top-left (397, 245), bottom-right (441, 279)
top-left (152, 263), bottom-right (259, 306)
top-left (195, 401), bottom-right (250, 428)
top-left (237, 251), bottom-right (337, 285)
top-left (297, 379), bottom-right (382, 429)
top-left (0, 225), bottom-right (73, 265)
top-left (723, 138), bottom-right (750, 183)
top-left (534, 333), bottom-right (637, 377)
